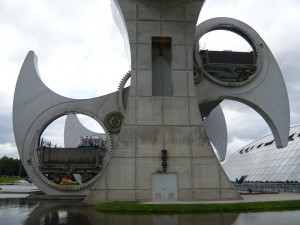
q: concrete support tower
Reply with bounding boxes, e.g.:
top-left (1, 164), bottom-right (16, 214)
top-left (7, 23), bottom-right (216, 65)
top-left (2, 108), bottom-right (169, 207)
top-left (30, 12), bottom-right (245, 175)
top-left (84, 0), bottom-right (240, 203)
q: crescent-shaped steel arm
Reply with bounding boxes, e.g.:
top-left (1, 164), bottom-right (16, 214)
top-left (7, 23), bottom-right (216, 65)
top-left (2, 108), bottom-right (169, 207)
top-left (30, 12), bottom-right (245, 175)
top-left (194, 17), bottom-right (290, 148)
top-left (64, 114), bottom-right (105, 148)
top-left (13, 51), bottom-right (119, 194)
top-left (203, 104), bottom-right (227, 161)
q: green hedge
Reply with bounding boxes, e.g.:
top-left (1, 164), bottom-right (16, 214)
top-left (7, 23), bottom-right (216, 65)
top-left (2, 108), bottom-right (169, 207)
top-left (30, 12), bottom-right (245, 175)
top-left (0, 177), bottom-right (22, 184)
top-left (95, 200), bottom-right (300, 213)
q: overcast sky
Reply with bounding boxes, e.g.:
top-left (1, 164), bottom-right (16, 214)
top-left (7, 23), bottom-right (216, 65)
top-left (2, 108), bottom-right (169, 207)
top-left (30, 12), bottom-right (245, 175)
top-left (0, 0), bottom-right (299, 159)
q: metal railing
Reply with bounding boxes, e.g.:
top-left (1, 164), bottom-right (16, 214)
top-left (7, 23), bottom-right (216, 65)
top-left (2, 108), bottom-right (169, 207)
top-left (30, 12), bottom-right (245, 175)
top-left (40, 138), bottom-right (58, 148)
top-left (234, 183), bottom-right (300, 193)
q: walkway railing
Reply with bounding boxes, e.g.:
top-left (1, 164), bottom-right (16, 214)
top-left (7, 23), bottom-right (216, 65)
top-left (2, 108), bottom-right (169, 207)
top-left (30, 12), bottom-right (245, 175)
top-left (234, 183), bottom-right (300, 193)
top-left (40, 138), bottom-right (58, 148)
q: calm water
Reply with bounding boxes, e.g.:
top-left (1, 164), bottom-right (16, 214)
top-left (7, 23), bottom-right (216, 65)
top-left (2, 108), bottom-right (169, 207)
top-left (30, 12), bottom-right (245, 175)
top-left (1, 186), bottom-right (300, 225)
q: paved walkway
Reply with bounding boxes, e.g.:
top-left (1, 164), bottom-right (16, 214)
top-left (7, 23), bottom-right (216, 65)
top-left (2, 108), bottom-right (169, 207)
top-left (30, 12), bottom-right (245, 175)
top-left (143, 192), bottom-right (300, 204)
top-left (0, 189), bottom-right (41, 194)
top-left (0, 184), bottom-right (40, 194)
top-left (241, 192), bottom-right (300, 202)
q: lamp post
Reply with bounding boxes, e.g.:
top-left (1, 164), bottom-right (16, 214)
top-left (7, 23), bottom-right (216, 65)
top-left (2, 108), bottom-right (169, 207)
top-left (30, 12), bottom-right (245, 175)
top-left (18, 164), bottom-right (22, 178)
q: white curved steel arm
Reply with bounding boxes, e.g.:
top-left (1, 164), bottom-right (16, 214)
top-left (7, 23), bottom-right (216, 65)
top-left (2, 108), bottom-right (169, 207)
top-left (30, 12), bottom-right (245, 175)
top-left (203, 105), bottom-right (227, 161)
top-left (13, 51), bottom-right (119, 194)
top-left (64, 114), bottom-right (105, 148)
top-left (194, 18), bottom-right (290, 148)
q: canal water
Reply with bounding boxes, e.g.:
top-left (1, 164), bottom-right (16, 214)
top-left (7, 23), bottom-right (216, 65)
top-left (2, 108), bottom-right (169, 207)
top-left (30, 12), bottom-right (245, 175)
top-left (1, 186), bottom-right (300, 225)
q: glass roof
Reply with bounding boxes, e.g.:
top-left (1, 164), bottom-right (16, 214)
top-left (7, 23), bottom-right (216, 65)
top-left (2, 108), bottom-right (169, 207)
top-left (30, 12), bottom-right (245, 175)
top-left (222, 125), bottom-right (300, 182)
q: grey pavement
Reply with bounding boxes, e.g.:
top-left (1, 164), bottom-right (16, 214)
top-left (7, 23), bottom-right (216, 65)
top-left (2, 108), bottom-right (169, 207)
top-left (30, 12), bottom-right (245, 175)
top-left (143, 192), bottom-right (300, 204)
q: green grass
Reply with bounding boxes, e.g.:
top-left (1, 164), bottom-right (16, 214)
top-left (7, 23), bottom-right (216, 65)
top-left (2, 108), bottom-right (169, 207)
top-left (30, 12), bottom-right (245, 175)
top-left (95, 200), bottom-right (300, 214)
top-left (0, 177), bottom-right (22, 184)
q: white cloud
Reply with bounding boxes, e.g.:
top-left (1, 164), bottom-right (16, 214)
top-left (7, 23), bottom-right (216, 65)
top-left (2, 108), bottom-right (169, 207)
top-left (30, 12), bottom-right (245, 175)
top-left (0, 0), bottom-right (299, 160)
top-left (0, 143), bottom-right (19, 159)
top-left (199, 30), bottom-right (252, 52)
top-left (226, 137), bottom-right (253, 158)
top-left (221, 100), bottom-right (270, 155)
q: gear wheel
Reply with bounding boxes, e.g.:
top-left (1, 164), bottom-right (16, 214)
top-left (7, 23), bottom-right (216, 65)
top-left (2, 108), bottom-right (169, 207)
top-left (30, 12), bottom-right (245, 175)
top-left (117, 71), bottom-right (131, 115)
top-left (193, 65), bottom-right (203, 84)
top-left (193, 18), bottom-right (264, 88)
top-left (104, 111), bottom-right (124, 133)
top-left (30, 109), bottom-right (114, 192)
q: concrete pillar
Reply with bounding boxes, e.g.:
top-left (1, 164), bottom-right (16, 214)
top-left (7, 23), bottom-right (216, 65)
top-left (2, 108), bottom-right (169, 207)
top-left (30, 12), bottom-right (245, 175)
top-left (84, 0), bottom-right (240, 203)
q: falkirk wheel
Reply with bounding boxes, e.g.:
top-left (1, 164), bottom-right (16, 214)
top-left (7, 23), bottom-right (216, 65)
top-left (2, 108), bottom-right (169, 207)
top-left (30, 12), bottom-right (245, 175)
top-left (13, 0), bottom-right (289, 203)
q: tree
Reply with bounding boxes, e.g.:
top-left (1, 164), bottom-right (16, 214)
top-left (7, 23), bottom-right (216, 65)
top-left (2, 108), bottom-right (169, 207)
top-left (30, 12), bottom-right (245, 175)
top-left (0, 155), bottom-right (28, 177)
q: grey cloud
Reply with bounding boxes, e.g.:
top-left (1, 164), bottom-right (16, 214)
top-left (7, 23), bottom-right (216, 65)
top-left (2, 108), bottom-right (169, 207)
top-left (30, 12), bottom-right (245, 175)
top-left (222, 102), bottom-right (270, 139)
top-left (1, 0), bottom-right (300, 160)
top-left (41, 116), bottom-right (66, 147)
top-left (0, 113), bottom-right (15, 144)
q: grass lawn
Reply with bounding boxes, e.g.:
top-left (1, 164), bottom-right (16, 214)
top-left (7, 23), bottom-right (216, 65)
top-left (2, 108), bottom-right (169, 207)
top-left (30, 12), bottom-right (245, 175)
top-left (0, 177), bottom-right (22, 184)
top-left (95, 200), bottom-right (300, 214)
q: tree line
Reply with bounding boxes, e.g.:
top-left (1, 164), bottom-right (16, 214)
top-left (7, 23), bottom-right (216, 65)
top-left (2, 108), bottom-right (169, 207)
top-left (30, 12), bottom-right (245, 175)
top-left (0, 155), bottom-right (28, 177)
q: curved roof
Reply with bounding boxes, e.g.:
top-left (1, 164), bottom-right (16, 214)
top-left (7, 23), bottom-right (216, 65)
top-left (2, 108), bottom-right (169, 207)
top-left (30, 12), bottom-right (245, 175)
top-left (222, 125), bottom-right (300, 182)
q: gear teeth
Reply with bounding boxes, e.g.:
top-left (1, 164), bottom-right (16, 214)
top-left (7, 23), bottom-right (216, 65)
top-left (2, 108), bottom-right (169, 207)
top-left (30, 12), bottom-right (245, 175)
top-left (193, 19), bottom-right (262, 88)
top-left (29, 108), bottom-right (114, 193)
top-left (104, 111), bottom-right (124, 133)
top-left (116, 71), bottom-right (131, 115)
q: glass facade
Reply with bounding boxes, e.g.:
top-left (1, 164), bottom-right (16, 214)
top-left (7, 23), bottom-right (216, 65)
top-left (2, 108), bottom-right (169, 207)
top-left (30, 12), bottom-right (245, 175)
top-left (222, 125), bottom-right (300, 182)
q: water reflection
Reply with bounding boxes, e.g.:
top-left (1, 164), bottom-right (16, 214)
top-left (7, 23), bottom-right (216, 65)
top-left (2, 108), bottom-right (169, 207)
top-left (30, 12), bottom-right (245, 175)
top-left (22, 202), bottom-right (238, 225)
top-left (1, 198), bottom-right (300, 225)
top-left (24, 203), bottom-right (93, 225)
top-left (234, 211), bottom-right (300, 225)
top-left (0, 198), bottom-right (38, 225)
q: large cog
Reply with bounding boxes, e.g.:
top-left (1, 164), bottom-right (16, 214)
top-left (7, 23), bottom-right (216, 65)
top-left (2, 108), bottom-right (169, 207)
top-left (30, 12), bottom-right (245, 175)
top-left (117, 71), bottom-right (131, 115)
top-left (104, 111), bottom-right (124, 133)
top-left (30, 109), bottom-right (114, 192)
top-left (193, 18), bottom-right (264, 88)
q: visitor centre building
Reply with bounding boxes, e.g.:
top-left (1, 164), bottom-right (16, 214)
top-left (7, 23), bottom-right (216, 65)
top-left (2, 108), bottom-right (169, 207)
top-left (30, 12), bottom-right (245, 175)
top-left (222, 125), bottom-right (300, 183)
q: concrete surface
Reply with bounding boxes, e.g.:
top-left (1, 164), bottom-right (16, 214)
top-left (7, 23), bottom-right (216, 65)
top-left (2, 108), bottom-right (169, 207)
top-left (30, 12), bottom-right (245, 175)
top-left (143, 192), bottom-right (300, 204)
